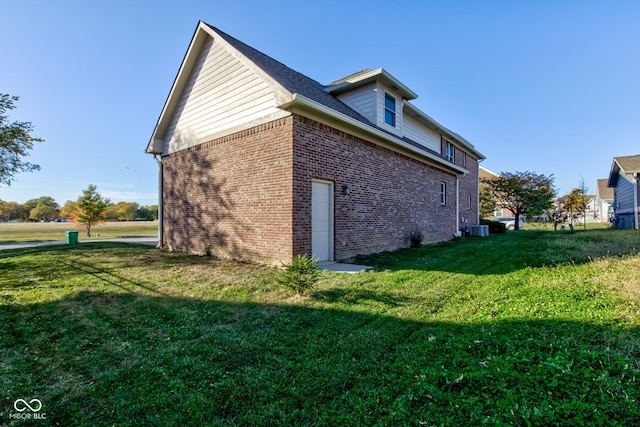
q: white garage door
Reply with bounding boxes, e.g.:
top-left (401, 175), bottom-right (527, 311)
top-left (312, 180), bottom-right (333, 261)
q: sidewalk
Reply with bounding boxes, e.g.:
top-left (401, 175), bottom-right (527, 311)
top-left (0, 237), bottom-right (158, 250)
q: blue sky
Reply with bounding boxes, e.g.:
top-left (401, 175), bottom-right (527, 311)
top-left (2, 0), bottom-right (639, 205)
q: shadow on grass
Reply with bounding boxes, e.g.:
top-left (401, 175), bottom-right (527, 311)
top-left (1, 290), bottom-right (638, 426)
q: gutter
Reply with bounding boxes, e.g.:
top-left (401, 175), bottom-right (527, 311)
top-left (153, 154), bottom-right (163, 248)
top-left (278, 94), bottom-right (468, 176)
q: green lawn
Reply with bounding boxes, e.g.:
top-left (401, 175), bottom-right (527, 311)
top-left (1, 229), bottom-right (639, 425)
top-left (0, 221), bottom-right (158, 243)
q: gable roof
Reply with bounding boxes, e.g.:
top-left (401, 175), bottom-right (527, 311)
top-left (147, 21), bottom-right (484, 171)
top-left (597, 178), bottom-right (614, 200)
top-left (607, 154), bottom-right (640, 187)
top-left (326, 68), bottom-right (418, 100)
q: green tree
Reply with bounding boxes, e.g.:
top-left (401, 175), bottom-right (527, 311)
top-left (479, 185), bottom-right (497, 219)
top-left (565, 188), bottom-right (589, 225)
top-left (105, 201), bottom-right (138, 221)
top-left (20, 199), bottom-right (38, 221)
top-left (26, 196), bottom-right (59, 221)
top-left (0, 94), bottom-right (43, 186)
top-left (481, 171), bottom-right (556, 230)
top-left (0, 200), bottom-right (20, 220)
top-left (29, 204), bottom-right (57, 221)
top-left (136, 204), bottom-right (158, 220)
top-left (59, 200), bottom-right (77, 219)
top-left (71, 185), bottom-right (109, 237)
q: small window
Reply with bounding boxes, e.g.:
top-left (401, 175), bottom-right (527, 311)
top-left (384, 93), bottom-right (396, 127)
top-left (468, 193), bottom-right (472, 210)
top-left (440, 181), bottom-right (446, 205)
top-left (462, 151), bottom-right (467, 167)
top-left (445, 142), bottom-right (455, 163)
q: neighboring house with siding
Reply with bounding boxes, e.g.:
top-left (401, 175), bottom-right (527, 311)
top-left (479, 167), bottom-right (514, 218)
top-left (595, 179), bottom-right (613, 223)
top-left (146, 21), bottom-right (485, 265)
top-left (607, 155), bottom-right (640, 229)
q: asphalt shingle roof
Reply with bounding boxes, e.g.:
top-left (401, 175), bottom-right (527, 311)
top-left (207, 24), bottom-right (372, 125)
top-left (205, 23), bottom-right (467, 165)
top-left (614, 155), bottom-right (640, 173)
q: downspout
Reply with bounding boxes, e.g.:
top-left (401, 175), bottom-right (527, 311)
top-left (455, 175), bottom-right (460, 237)
top-left (634, 173), bottom-right (639, 230)
top-left (477, 158), bottom-right (484, 225)
top-left (153, 154), bottom-right (163, 248)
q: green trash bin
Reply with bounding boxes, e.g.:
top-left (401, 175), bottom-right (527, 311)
top-left (66, 231), bottom-right (79, 245)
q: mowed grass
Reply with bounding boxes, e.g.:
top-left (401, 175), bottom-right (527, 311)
top-left (1, 230), bottom-right (639, 426)
top-left (0, 221), bottom-right (158, 243)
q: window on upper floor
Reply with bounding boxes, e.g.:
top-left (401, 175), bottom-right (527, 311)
top-left (462, 151), bottom-right (467, 167)
top-left (445, 141), bottom-right (455, 163)
top-left (384, 93), bottom-right (396, 127)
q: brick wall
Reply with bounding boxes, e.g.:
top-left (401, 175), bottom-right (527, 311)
top-left (161, 117), bottom-right (294, 264)
top-left (292, 115), bottom-right (459, 261)
top-left (161, 114), bottom-right (479, 264)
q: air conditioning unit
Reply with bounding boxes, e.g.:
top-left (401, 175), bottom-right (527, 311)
top-left (467, 225), bottom-right (489, 237)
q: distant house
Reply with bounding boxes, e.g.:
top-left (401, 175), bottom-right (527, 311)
top-left (146, 21), bottom-right (485, 264)
top-left (479, 167), bottom-right (514, 219)
top-left (607, 155), bottom-right (640, 229)
top-left (595, 179), bottom-right (613, 223)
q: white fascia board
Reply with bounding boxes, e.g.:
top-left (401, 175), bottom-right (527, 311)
top-left (145, 22), bottom-right (212, 154)
top-left (403, 101), bottom-right (485, 160)
top-left (278, 94), bottom-right (467, 175)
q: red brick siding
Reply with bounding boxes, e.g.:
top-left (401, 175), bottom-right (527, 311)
top-left (440, 137), bottom-right (480, 231)
top-left (161, 114), bottom-right (478, 264)
top-left (161, 118), bottom-right (294, 264)
top-left (292, 115), bottom-right (458, 261)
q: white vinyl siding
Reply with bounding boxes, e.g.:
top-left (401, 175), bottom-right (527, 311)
top-left (614, 174), bottom-right (637, 213)
top-left (403, 115), bottom-right (441, 152)
top-left (335, 82), bottom-right (376, 123)
top-left (164, 37), bottom-right (285, 153)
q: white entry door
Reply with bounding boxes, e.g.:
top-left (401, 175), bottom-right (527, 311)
top-left (312, 180), bottom-right (333, 261)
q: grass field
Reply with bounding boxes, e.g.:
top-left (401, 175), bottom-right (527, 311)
top-left (0, 221), bottom-right (158, 243)
top-left (1, 229), bottom-right (639, 425)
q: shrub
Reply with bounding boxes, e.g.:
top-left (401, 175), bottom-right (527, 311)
top-left (480, 219), bottom-right (506, 234)
top-left (409, 230), bottom-right (424, 248)
top-left (278, 254), bottom-right (320, 295)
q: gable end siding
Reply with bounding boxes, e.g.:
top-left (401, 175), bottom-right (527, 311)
top-left (164, 36), bottom-right (288, 154)
top-left (334, 82), bottom-right (376, 123)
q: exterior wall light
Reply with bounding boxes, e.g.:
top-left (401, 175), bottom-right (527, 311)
top-left (341, 184), bottom-right (350, 195)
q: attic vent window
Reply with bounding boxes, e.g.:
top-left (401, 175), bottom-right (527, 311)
top-left (384, 93), bottom-right (396, 127)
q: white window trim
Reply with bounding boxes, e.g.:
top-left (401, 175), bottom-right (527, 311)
top-left (445, 141), bottom-right (455, 163)
top-left (384, 92), bottom-right (396, 127)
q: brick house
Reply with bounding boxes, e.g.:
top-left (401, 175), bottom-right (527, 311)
top-left (146, 21), bottom-right (485, 265)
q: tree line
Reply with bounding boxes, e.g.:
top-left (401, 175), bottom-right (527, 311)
top-left (0, 195), bottom-right (158, 222)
